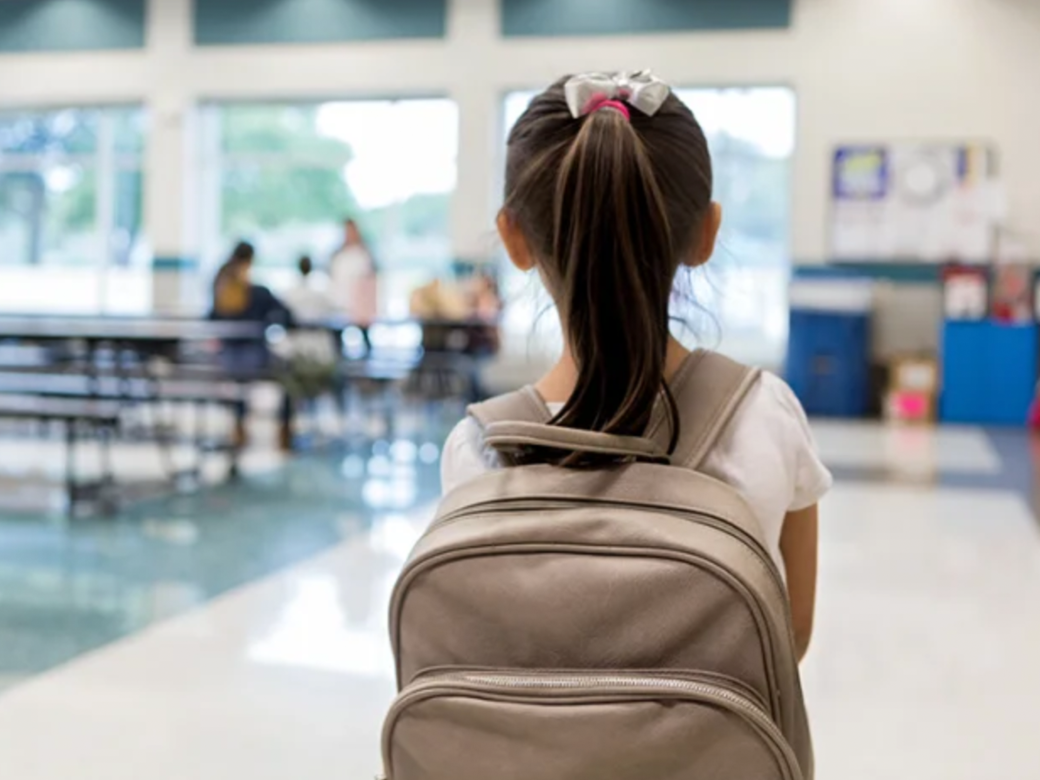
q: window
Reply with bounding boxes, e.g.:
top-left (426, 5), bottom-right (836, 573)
top-left (201, 100), bottom-right (458, 318)
top-left (0, 107), bottom-right (148, 314)
top-left (673, 88), bottom-right (794, 367)
top-left (501, 87), bottom-right (795, 367)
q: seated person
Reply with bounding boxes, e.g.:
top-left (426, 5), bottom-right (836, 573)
top-left (209, 241), bottom-right (295, 451)
top-left (278, 255), bottom-right (341, 402)
top-left (284, 255), bottom-right (337, 323)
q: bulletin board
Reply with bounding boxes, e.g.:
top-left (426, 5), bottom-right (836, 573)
top-left (830, 143), bottom-right (997, 263)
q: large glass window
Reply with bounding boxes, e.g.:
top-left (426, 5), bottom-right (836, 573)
top-left (201, 100), bottom-right (458, 318)
top-left (0, 107), bottom-right (148, 314)
top-left (502, 87), bottom-right (795, 367)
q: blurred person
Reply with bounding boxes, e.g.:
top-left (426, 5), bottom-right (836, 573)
top-left (284, 255), bottom-right (337, 323)
top-left (209, 241), bottom-right (295, 451)
top-left (278, 255), bottom-right (341, 406)
top-left (330, 218), bottom-right (379, 324)
top-left (469, 268), bottom-right (502, 322)
top-left (466, 270), bottom-right (502, 358)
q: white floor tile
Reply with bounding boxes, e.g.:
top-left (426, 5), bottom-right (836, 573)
top-left (811, 421), bottom-right (1003, 474)
top-left (805, 484), bottom-right (1040, 780)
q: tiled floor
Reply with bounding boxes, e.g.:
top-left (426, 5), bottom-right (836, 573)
top-left (0, 419), bottom-right (1038, 778)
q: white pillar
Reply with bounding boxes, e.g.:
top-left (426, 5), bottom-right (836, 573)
top-left (446, 0), bottom-right (501, 265)
top-left (144, 0), bottom-right (202, 314)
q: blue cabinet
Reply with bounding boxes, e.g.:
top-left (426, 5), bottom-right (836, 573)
top-left (786, 310), bottom-right (871, 417)
top-left (940, 321), bottom-right (1038, 425)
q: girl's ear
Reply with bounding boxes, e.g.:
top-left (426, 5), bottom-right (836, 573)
top-left (686, 202), bottom-right (723, 268)
top-left (497, 210), bottom-right (537, 272)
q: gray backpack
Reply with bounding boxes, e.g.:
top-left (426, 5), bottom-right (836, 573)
top-left (383, 351), bottom-right (813, 780)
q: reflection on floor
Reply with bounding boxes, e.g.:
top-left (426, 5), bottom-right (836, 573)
top-left (0, 420), bottom-right (1037, 779)
top-left (0, 438), bottom-right (442, 693)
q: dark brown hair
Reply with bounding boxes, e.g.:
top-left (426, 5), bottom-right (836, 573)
top-left (504, 76), bottom-right (713, 465)
top-left (213, 241), bottom-right (255, 316)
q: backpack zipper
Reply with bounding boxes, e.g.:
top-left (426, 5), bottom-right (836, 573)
top-left (454, 673), bottom-right (771, 722)
top-left (410, 664), bottom-right (770, 713)
top-left (429, 497), bottom-right (783, 595)
top-left (383, 671), bottom-right (801, 780)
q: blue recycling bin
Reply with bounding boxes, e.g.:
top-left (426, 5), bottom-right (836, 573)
top-left (940, 320), bottom-right (1038, 425)
top-left (786, 309), bottom-right (871, 417)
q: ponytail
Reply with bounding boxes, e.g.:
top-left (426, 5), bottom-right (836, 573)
top-left (549, 108), bottom-right (679, 465)
top-left (503, 76), bottom-right (712, 467)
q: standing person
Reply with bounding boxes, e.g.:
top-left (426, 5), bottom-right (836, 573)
top-left (209, 241), bottom-right (295, 451)
top-left (329, 218), bottom-right (379, 325)
top-left (390, 73), bottom-right (832, 778)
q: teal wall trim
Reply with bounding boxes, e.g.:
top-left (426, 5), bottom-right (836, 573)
top-left (194, 0), bottom-right (447, 45)
top-left (792, 262), bottom-right (946, 284)
top-left (502, 0), bottom-right (791, 37)
top-left (0, 0), bottom-right (145, 53)
top-left (153, 256), bottom-right (200, 272)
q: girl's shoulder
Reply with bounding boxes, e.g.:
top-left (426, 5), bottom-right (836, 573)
top-left (708, 369), bottom-right (832, 514)
top-left (739, 370), bottom-right (815, 433)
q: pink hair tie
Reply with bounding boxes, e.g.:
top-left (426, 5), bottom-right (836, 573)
top-left (583, 95), bottom-right (631, 121)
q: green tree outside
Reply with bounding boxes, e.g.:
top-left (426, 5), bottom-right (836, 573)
top-left (219, 104), bottom-right (359, 237)
top-left (217, 103), bottom-right (453, 279)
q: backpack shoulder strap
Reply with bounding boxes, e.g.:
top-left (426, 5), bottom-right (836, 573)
top-left (467, 385), bottom-right (553, 430)
top-left (649, 350), bottom-right (762, 471)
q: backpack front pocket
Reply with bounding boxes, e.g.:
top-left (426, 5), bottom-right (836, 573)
top-left (382, 670), bottom-right (802, 780)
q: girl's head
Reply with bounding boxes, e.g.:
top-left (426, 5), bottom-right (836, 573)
top-left (499, 72), bottom-right (720, 458)
top-left (227, 241), bottom-right (255, 278)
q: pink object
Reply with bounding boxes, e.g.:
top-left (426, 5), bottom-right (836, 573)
top-left (889, 390), bottom-right (931, 422)
top-left (584, 95), bottom-right (631, 121)
top-left (1029, 398), bottom-right (1040, 429)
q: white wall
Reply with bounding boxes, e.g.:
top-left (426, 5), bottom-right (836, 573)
top-left (0, 0), bottom-right (1038, 277)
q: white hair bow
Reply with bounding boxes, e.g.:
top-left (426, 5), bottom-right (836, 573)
top-left (564, 70), bottom-right (671, 119)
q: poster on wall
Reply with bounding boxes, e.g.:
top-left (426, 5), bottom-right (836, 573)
top-left (830, 143), bottom-right (996, 263)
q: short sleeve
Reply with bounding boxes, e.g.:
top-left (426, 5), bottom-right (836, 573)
top-left (763, 374), bottom-right (833, 512)
top-left (440, 418), bottom-right (496, 495)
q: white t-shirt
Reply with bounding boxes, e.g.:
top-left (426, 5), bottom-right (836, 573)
top-left (283, 277), bottom-right (337, 323)
top-left (330, 246), bottom-right (375, 317)
top-left (440, 371), bottom-right (832, 577)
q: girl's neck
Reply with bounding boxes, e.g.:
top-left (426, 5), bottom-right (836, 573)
top-left (535, 336), bottom-right (692, 405)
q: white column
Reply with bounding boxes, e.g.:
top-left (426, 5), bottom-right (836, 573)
top-left (144, 0), bottom-right (202, 314)
top-left (446, 0), bottom-right (501, 265)
top-left (95, 111), bottom-right (116, 311)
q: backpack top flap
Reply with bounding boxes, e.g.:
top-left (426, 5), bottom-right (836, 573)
top-left (468, 350), bottom-right (761, 470)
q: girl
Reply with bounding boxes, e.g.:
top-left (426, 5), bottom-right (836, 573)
top-left (440, 73), bottom-right (831, 661)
